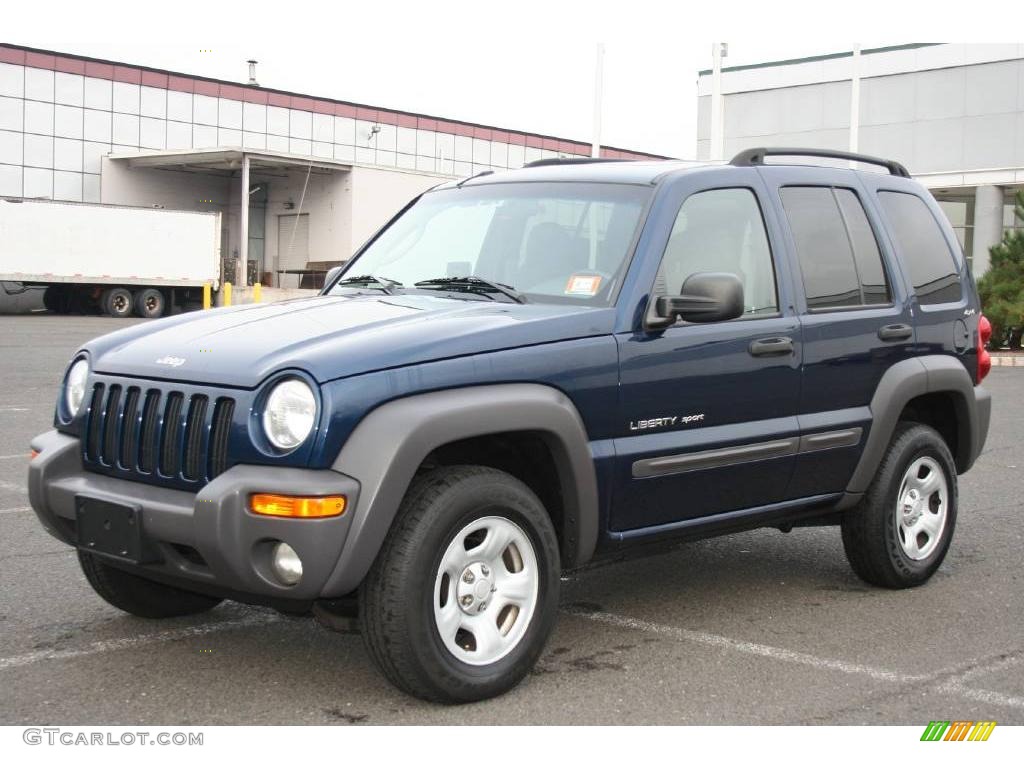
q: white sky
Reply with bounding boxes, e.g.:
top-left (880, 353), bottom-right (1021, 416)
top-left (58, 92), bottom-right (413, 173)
top-left (4, 1), bottom-right (1017, 158)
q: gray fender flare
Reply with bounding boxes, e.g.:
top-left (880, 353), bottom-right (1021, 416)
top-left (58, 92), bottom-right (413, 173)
top-left (840, 355), bottom-right (989, 507)
top-left (320, 383), bottom-right (599, 597)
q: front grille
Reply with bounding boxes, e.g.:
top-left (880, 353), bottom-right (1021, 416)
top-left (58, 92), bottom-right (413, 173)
top-left (83, 381), bottom-right (236, 489)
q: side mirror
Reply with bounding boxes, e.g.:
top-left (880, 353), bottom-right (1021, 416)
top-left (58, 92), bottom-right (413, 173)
top-left (321, 265), bottom-right (344, 294)
top-left (652, 272), bottom-right (744, 325)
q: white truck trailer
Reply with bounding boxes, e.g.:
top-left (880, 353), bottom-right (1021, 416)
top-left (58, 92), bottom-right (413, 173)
top-left (0, 198), bottom-right (221, 318)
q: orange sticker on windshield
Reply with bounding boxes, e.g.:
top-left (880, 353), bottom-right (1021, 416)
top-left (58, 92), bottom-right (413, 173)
top-left (565, 275), bottom-right (602, 296)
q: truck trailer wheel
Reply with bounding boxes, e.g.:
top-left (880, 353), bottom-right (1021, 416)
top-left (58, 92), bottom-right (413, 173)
top-left (359, 465), bottom-right (561, 703)
top-left (102, 287), bottom-right (134, 318)
top-left (134, 288), bottom-right (166, 318)
top-left (43, 285), bottom-right (70, 314)
top-left (78, 551), bottom-right (223, 618)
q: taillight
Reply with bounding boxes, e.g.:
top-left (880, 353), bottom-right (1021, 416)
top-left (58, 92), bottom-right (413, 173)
top-left (977, 314), bottom-right (992, 383)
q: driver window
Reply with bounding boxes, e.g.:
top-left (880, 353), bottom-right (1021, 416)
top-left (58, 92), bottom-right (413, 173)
top-left (656, 188), bottom-right (778, 316)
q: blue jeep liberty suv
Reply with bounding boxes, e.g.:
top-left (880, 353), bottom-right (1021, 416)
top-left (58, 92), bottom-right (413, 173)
top-left (29, 148), bottom-right (992, 703)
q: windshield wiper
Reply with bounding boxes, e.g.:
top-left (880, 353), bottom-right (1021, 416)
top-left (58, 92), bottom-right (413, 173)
top-left (413, 276), bottom-right (527, 304)
top-left (335, 274), bottom-right (404, 294)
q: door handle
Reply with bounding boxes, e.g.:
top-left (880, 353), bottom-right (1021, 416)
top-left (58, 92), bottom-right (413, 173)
top-left (749, 336), bottom-right (794, 357)
top-left (877, 323), bottom-right (913, 342)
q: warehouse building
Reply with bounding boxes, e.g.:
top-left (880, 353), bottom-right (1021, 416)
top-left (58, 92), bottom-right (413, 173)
top-left (0, 42), bottom-right (662, 290)
top-left (697, 43), bottom-right (1024, 276)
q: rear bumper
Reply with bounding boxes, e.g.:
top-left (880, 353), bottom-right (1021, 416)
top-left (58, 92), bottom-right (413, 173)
top-left (28, 430), bottom-right (361, 603)
top-left (970, 384), bottom-right (992, 471)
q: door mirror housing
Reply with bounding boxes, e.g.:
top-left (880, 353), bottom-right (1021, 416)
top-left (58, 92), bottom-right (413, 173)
top-left (321, 264), bottom-right (345, 294)
top-left (650, 272), bottom-right (744, 326)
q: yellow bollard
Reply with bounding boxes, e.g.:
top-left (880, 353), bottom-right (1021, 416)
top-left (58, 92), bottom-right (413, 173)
top-left (253, 282), bottom-right (262, 303)
top-left (202, 282), bottom-right (212, 310)
top-left (223, 281), bottom-right (232, 307)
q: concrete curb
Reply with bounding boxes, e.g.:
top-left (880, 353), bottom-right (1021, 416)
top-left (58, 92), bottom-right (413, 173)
top-left (991, 355), bottom-right (1024, 367)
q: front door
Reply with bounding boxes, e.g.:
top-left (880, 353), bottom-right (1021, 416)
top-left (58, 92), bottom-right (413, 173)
top-left (611, 170), bottom-right (803, 534)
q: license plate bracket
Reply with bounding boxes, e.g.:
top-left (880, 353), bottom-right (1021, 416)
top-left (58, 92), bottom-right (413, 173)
top-left (75, 496), bottom-right (153, 563)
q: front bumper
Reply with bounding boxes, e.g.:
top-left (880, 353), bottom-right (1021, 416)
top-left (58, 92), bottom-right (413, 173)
top-left (28, 430), bottom-right (361, 603)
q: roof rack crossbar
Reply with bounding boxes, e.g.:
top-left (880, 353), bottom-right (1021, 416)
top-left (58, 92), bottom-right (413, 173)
top-left (523, 157), bottom-right (629, 169)
top-left (730, 147), bottom-right (910, 178)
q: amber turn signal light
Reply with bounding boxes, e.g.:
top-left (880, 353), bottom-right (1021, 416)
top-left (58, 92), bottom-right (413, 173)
top-left (250, 494), bottom-right (346, 519)
top-left (30, 449), bottom-right (39, 460)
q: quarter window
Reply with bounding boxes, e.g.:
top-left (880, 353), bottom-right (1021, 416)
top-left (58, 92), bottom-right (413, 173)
top-left (657, 188), bottom-right (778, 316)
top-left (878, 191), bottom-right (962, 305)
top-left (780, 186), bottom-right (891, 310)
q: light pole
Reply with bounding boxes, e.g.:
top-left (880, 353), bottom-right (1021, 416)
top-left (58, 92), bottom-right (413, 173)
top-left (710, 42), bottom-right (728, 161)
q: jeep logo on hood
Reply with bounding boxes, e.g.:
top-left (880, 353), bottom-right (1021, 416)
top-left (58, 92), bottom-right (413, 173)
top-left (154, 355), bottom-right (186, 367)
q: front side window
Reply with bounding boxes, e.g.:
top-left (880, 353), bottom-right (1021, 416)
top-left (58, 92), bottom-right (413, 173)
top-left (780, 186), bottom-right (892, 310)
top-left (655, 188), bottom-right (779, 316)
top-left (878, 191), bottom-right (962, 305)
top-left (329, 182), bottom-right (650, 306)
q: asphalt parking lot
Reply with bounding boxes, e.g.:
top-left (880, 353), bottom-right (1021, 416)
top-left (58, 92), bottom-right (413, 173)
top-left (0, 314), bottom-right (1021, 725)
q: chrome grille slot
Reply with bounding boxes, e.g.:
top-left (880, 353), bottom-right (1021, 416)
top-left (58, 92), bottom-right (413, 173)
top-left (182, 395), bottom-right (209, 481)
top-left (137, 390), bottom-right (161, 474)
top-left (85, 383), bottom-right (105, 463)
top-left (209, 398), bottom-right (234, 480)
top-left (119, 386), bottom-right (140, 470)
top-left (160, 392), bottom-right (184, 477)
top-left (100, 384), bottom-right (121, 466)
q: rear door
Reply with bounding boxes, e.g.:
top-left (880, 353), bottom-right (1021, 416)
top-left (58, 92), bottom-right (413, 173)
top-left (760, 166), bottom-right (917, 497)
top-left (611, 168), bottom-right (804, 534)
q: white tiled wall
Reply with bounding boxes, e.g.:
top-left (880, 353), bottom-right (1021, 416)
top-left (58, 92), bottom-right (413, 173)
top-left (0, 60), bottom-right (592, 202)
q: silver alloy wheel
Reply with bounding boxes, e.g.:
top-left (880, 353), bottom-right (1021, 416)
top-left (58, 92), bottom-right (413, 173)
top-left (894, 456), bottom-right (948, 561)
top-left (433, 515), bottom-right (539, 666)
top-left (111, 293), bottom-right (129, 313)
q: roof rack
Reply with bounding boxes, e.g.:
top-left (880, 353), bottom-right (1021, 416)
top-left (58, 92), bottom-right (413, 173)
top-left (730, 147), bottom-right (911, 178)
top-left (522, 157), bottom-right (629, 169)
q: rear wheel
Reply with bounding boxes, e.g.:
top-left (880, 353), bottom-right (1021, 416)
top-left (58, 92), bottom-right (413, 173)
top-left (359, 466), bottom-right (560, 703)
top-left (78, 551), bottom-right (223, 618)
top-left (101, 287), bottom-right (134, 318)
top-left (134, 288), bottom-right (166, 318)
top-left (841, 423), bottom-right (957, 589)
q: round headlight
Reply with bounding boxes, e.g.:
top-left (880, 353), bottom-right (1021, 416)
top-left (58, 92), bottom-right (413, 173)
top-left (64, 358), bottom-right (90, 417)
top-left (262, 378), bottom-right (316, 450)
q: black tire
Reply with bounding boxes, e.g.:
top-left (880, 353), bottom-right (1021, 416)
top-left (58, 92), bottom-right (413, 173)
top-left (841, 422), bottom-right (957, 589)
top-left (101, 287), bottom-right (134, 318)
top-left (77, 551), bottom-right (223, 618)
top-left (43, 285), bottom-right (72, 314)
top-left (134, 288), bottom-right (166, 319)
top-left (359, 465), bottom-right (560, 703)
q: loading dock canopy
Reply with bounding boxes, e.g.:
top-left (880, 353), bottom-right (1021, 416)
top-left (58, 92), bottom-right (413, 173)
top-left (108, 147), bottom-right (352, 174)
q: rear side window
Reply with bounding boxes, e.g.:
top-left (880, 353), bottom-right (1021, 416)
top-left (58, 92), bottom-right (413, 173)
top-left (780, 187), bottom-right (891, 310)
top-left (878, 191), bottom-right (962, 305)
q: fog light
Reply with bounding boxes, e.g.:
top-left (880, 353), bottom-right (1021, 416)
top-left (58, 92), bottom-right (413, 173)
top-left (271, 542), bottom-right (303, 586)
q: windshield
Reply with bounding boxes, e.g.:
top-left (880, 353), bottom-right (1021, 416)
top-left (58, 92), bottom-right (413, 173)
top-left (329, 182), bottom-right (651, 306)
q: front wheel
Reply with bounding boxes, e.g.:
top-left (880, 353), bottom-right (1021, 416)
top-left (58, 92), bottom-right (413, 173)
top-left (359, 466), bottom-right (561, 703)
top-left (841, 423), bottom-right (957, 589)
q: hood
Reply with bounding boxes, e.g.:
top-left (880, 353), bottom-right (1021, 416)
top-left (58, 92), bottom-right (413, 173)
top-left (87, 294), bottom-right (616, 388)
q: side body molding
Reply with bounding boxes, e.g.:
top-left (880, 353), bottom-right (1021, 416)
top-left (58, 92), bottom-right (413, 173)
top-left (841, 355), bottom-right (990, 507)
top-left (321, 384), bottom-right (599, 597)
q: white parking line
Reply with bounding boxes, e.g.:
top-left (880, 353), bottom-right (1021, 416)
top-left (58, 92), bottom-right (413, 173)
top-left (0, 454), bottom-right (29, 460)
top-left (0, 407), bottom-right (30, 413)
top-left (0, 506), bottom-right (31, 515)
top-left (0, 480), bottom-right (27, 494)
top-left (0, 613), bottom-right (282, 671)
top-left (565, 607), bottom-right (925, 683)
top-left (567, 607), bottom-right (1024, 709)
